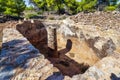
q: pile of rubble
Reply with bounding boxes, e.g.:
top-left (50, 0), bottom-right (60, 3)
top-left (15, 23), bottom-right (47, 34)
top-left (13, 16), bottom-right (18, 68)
top-left (70, 11), bottom-right (120, 31)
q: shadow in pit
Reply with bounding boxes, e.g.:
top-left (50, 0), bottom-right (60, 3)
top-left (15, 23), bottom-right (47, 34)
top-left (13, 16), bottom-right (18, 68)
top-left (110, 73), bottom-right (120, 80)
top-left (16, 20), bottom-right (89, 77)
top-left (46, 72), bottom-right (64, 80)
top-left (47, 39), bottom-right (89, 77)
top-left (85, 37), bottom-right (116, 59)
top-left (0, 39), bottom-right (40, 80)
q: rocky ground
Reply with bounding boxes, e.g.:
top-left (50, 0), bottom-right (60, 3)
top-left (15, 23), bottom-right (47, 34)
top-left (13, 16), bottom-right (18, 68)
top-left (71, 11), bottom-right (120, 31)
top-left (56, 12), bottom-right (120, 80)
top-left (0, 23), bottom-right (60, 80)
top-left (0, 11), bottom-right (120, 80)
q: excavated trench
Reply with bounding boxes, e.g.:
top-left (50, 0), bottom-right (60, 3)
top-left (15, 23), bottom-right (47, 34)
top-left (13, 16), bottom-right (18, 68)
top-left (16, 20), bottom-right (101, 77)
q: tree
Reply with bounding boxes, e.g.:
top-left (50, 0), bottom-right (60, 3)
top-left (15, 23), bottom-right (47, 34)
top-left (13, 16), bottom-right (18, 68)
top-left (54, 0), bottom-right (65, 14)
top-left (0, 0), bottom-right (26, 16)
top-left (32, 0), bottom-right (48, 12)
top-left (4, 0), bottom-right (26, 16)
top-left (104, 0), bottom-right (118, 11)
top-left (31, 0), bottom-right (65, 14)
top-left (0, 0), bottom-right (6, 14)
top-left (29, 0), bottom-right (119, 15)
top-left (14, 0), bottom-right (26, 16)
top-left (64, 0), bottom-right (80, 14)
top-left (25, 6), bottom-right (34, 11)
top-left (97, 0), bottom-right (118, 11)
top-left (46, 0), bottom-right (54, 11)
top-left (78, 0), bottom-right (97, 12)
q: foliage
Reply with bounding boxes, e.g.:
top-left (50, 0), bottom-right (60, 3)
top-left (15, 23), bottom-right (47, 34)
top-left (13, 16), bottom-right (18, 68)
top-left (32, 0), bottom-right (48, 11)
top-left (104, 6), bottom-right (116, 11)
top-left (0, 0), bottom-right (6, 14)
top-left (97, 0), bottom-right (118, 11)
top-left (25, 6), bottom-right (34, 10)
top-left (103, 0), bottom-right (118, 11)
top-left (64, 0), bottom-right (80, 14)
top-left (79, 0), bottom-right (97, 12)
top-left (30, 0), bottom-right (119, 15)
top-left (0, 0), bottom-right (26, 16)
top-left (37, 11), bottom-right (43, 14)
top-left (54, 0), bottom-right (65, 14)
top-left (25, 13), bottom-right (38, 18)
top-left (32, 0), bottom-right (65, 14)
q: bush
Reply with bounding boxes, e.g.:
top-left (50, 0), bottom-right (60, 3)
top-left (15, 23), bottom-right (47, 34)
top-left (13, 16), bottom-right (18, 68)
top-left (25, 14), bottom-right (38, 19)
top-left (104, 6), bottom-right (116, 11)
top-left (37, 11), bottom-right (43, 15)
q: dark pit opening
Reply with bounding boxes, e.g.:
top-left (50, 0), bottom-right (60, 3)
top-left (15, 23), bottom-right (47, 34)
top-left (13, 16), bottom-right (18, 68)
top-left (59, 61), bottom-right (70, 67)
top-left (16, 20), bottom-right (90, 77)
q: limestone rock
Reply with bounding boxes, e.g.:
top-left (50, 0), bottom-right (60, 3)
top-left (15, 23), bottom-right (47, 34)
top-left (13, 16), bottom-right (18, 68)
top-left (74, 57), bottom-right (120, 80)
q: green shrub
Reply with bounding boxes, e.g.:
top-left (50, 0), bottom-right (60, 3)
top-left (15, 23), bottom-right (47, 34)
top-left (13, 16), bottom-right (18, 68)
top-left (104, 6), bottom-right (116, 11)
top-left (37, 11), bottom-right (43, 15)
top-left (25, 14), bottom-right (38, 19)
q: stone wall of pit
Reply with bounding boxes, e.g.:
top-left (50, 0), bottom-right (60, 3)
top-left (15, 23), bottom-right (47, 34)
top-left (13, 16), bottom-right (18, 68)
top-left (0, 26), bottom-right (3, 52)
top-left (16, 20), bottom-right (48, 55)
